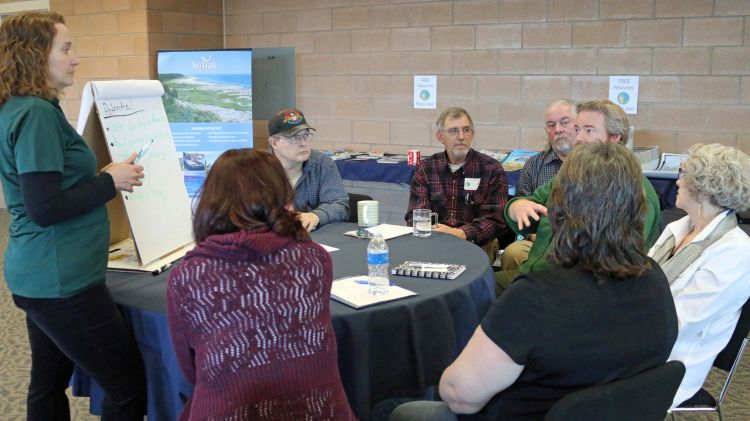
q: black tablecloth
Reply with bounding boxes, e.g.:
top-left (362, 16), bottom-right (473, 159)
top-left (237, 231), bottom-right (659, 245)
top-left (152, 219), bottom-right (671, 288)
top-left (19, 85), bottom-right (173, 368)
top-left (72, 223), bottom-right (495, 420)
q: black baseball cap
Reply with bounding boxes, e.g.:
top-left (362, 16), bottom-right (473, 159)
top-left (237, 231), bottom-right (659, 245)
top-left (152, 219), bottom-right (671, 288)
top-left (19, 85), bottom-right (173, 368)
top-left (268, 108), bottom-right (316, 137)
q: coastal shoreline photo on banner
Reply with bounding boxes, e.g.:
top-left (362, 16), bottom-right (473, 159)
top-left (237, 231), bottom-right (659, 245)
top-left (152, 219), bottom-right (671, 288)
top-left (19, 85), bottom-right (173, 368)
top-left (157, 49), bottom-right (254, 198)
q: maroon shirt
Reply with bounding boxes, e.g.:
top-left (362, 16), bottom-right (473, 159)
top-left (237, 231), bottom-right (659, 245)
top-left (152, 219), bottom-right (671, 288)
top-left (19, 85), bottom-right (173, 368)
top-left (406, 149), bottom-right (508, 246)
top-left (167, 227), bottom-right (356, 421)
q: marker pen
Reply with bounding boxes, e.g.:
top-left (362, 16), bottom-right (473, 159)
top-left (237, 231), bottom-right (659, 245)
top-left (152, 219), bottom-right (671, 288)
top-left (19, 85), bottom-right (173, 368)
top-left (134, 139), bottom-right (154, 164)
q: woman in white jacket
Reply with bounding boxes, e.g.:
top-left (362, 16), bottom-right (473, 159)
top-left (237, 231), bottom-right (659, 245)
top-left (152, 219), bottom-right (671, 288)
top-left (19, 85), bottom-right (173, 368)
top-left (649, 143), bottom-right (750, 407)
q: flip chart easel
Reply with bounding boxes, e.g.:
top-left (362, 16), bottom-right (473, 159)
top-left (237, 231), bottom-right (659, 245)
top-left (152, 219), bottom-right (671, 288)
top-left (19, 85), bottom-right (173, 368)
top-left (77, 80), bottom-right (194, 271)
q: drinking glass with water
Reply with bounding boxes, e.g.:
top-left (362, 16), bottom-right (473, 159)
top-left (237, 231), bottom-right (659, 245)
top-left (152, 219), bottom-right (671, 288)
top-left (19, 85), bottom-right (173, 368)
top-left (412, 209), bottom-right (438, 237)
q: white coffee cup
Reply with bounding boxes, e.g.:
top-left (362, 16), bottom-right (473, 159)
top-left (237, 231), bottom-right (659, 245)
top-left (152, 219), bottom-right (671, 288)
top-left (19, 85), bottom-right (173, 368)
top-left (412, 208), bottom-right (438, 237)
top-left (357, 200), bottom-right (379, 228)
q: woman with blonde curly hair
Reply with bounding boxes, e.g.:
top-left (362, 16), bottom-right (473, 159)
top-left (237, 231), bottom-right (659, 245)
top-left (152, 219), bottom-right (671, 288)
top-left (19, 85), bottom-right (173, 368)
top-left (649, 143), bottom-right (750, 407)
top-left (0, 11), bottom-right (146, 420)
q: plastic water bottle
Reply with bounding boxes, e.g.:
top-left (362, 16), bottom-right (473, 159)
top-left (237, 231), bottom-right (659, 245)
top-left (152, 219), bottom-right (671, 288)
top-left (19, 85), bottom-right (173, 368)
top-left (367, 233), bottom-right (389, 295)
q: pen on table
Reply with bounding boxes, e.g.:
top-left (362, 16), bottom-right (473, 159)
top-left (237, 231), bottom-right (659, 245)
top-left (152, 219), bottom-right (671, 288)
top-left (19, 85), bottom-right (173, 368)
top-left (417, 263), bottom-right (450, 268)
top-left (108, 248), bottom-right (121, 254)
top-left (354, 279), bottom-right (396, 286)
top-left (152, 262), bottom-right (172, 276)
top-left (417, 267), bottom-right (448, 272)
top-left (412, 264), bottom-right (450, 271)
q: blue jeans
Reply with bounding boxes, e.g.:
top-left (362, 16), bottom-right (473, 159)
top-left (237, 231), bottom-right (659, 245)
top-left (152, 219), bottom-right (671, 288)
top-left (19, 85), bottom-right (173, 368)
top-left (13, 283), bottom-right (146, 421)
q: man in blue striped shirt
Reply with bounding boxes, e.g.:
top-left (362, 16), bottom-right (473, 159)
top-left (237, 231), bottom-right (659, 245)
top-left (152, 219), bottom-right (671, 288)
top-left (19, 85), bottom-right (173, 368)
top-left (268, 108), bottom-right (349, 230)
top-left (500, 99), bottom-right (578, 271)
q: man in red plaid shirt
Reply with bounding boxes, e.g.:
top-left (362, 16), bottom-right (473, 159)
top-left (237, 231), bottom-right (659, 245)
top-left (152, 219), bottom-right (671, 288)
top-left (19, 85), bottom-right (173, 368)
top-left (405, 107), bottom-right (509, 263)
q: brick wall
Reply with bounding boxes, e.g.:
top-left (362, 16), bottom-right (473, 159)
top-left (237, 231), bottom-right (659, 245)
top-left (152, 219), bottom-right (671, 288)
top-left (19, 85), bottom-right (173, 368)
top-left (50, 0), bottom-right (223, 124)
top-left (225, 0), bottom-right (750, 155)
top-left (42, 1), bottom-right (750, 155)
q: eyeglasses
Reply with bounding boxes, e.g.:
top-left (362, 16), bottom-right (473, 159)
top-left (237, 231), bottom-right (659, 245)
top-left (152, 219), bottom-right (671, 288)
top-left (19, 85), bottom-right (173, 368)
top-left (280, 131), bottom-right (314, 145)
top-left (545, 119), bottom-right (573, 130)
top-left (440, 126), bottom-right (474, 139)
top-left (678, 167), bottom-right (686, 178)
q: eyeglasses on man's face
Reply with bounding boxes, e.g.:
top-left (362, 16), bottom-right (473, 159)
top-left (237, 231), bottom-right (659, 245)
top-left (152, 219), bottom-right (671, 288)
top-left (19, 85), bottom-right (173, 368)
top-left (545, 118), bottom-right (573, 131)
top-left (280, 130), bottom-right (314, 145)
top-left (441, 126), bottom-right (474, 139)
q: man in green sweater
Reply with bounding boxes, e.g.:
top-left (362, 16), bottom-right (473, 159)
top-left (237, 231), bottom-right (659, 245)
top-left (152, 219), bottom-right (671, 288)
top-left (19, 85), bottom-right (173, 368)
top-left (495, 99), bottom-right (662, 294)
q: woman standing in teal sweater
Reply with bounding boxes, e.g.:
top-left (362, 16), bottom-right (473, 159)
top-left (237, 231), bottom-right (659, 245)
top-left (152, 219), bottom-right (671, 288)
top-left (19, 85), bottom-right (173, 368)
top-left (0, 12), bottom-right (146, 420)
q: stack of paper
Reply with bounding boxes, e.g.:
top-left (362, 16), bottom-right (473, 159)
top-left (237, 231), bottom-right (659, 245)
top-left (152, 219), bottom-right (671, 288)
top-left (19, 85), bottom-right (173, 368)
top-left (108, 238), bottom-right (193, 274)
top-left (343, 224), bottom-right (413, 240)
top-left (634, 146), bottom-right (660, 171)
top-left (643, 153), bottom-right (688, 179)
top-left (377, 157), bottom-right (407, 164)
top-left (478, 149), bottom-right (508, 162)
top-left (330, 276), bottom-right (417, 309)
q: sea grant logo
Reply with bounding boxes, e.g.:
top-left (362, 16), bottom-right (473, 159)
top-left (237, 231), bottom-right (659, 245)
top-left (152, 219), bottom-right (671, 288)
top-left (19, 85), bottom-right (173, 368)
top-left (192, 55), bottom-right (217, 72)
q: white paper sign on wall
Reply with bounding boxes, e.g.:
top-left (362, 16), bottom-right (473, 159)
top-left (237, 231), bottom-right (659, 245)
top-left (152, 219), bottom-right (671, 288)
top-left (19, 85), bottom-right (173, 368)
top-left (414, 75), bottom-right (437, 109)
top-left (609, 76), bottom-right (639, 115)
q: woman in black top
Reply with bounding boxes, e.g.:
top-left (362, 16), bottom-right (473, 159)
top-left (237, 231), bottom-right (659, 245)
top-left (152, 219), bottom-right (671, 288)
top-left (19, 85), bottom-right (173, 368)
top-left (392, 142), bottom-right (678, 421)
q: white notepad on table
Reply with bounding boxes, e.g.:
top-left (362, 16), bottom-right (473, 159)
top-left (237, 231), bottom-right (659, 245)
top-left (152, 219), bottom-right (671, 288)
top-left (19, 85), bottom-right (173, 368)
top-left (343, 224), bottom-right (413, 240)
top-left (330, 276), bottom-right (417, 309)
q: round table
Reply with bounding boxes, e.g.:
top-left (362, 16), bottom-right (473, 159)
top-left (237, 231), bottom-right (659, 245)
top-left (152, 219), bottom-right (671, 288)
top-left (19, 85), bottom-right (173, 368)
top-left (72, 223), bottom-right (495, 420)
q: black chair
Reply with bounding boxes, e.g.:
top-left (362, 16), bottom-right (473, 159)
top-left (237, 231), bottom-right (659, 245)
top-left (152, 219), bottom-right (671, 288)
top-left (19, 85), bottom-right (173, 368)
top-left (544, 360), bottom-right (686, 421)
top-left (347, 192), bottom-right (373, 223)
top-left (737, 209), bottom-right (750, 236)
top-left (737, 208), bottom-right (750, 225)
top-left (661, 207), bottom-right (687, 232)
top-left (669, 298), bottom-right (750, 421)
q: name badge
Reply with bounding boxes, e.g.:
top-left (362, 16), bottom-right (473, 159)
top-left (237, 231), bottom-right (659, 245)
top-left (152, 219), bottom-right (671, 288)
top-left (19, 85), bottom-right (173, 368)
top-left (464, 178), bottom-right (480, 191)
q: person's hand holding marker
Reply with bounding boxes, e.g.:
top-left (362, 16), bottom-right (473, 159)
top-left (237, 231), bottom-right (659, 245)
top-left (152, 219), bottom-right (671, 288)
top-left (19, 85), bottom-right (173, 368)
top-left (102, 151), bottom-right (145, 193)
top-left (133, 139), bottom-right (154, 164)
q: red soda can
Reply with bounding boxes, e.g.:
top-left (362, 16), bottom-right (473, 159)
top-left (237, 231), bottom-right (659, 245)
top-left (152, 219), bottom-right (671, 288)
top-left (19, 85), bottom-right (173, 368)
top-left (407, 150), bottom-right (421, 166)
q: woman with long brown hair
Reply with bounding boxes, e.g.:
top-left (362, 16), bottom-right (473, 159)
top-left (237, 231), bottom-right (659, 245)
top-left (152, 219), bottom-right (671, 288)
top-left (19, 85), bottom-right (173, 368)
top-left (167, 148), bottom-right (355, 420)
top-left (0, 11), bottom-right (146, 420)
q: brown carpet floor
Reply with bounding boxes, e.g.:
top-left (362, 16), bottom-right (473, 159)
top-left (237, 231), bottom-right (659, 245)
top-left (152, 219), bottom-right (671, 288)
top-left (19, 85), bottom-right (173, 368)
top-left (0, 209), bottom-right (747, 420)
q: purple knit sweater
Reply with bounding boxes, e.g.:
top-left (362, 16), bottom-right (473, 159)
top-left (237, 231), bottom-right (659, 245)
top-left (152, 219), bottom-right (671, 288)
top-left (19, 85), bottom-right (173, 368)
top-left (167, 227), bottom-right (356, 420)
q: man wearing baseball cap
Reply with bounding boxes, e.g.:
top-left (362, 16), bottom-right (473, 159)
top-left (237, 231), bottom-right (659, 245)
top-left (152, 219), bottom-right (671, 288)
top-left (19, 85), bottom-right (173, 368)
top-left (267, 108), bottom-right (349, 231)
